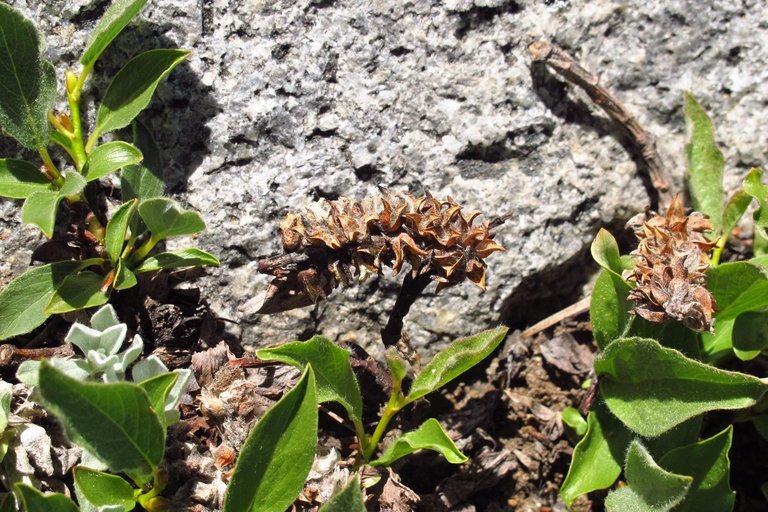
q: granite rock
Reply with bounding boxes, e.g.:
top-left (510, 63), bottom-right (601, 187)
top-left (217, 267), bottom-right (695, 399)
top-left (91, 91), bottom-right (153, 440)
top-left (2, 0), bottom-right (767, 356)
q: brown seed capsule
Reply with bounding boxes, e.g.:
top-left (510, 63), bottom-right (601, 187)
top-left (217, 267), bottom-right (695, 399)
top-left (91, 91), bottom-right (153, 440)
top-left (625, 195), bottom-right (718, 332)
top-left (255, 190), bottom-right (506, 313)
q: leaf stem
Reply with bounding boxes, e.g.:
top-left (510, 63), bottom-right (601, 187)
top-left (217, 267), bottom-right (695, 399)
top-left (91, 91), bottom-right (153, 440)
top-left (37, 147), bottom-right (63, 186)
top-left (711, 233), bottom-right (728, 266)
top-left (65, 70), bottom-right (88, 169)
top-left (128, 234), bottom-right (160, 266)
top-left (363, 380), bottom-right (404, 462)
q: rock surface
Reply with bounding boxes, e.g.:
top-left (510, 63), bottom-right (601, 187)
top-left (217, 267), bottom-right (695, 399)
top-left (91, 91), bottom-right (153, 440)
top-left (2, 0), bottom-right (767, 356)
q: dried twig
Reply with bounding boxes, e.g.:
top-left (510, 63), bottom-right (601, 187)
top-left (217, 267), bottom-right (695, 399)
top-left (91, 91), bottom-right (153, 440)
top-left (520, 296), bottom-right (591, 338)
top-left (380, 272), bottom-right (433, 348)
top-left (529, 39), bottom-right (674, 207)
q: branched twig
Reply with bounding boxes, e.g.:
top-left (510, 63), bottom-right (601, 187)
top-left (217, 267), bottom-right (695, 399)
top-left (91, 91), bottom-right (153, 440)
top-left (529, 39), bottom-right (674, 207)
top-left (381, 272), bottom-right (433, 348)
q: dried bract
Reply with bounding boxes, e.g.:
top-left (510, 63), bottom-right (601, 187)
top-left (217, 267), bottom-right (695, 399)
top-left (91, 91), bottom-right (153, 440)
top-left (625, 196), bottom-right (717, 332)
top-left (253, 191), bottom-right (505, 314)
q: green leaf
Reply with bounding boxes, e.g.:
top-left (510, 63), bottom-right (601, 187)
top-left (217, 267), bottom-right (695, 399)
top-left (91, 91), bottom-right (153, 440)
top-left (591, 228), bottom-right (626, 276)
top-left (96, 49), bottom-right (188, 135)
top-left (721, 188), bottom-right (752, 238)
top-left (113, 261), bottom-right (137, 291)
top-left (73, 466), bottom-right (137, 512)
top-left (0, 494), bottom-right (13, 512)
top-left (702, 261), bottom-right (768, 360)
top-left (0, 4), bottom-right (56, 150)
top-left (384, 346), bottom-right (408, 383)
top-left (595, 337), bottom-right (768, 437)
top-left (371, 418), bottom-right (467, 466)
top-left (0, 381), bottom-right (11, 434)
top-left (84, 141), bottom-right (143, 182)
top-left (106, 199), bottom-right (138, 265)
top-left (560, 401), bottom-right (632, 506)
top-left (604, 440), bottom-right (693, 512)
top-left (138, 197), bottom-right (205, 240)
top-left (122, 120), bottom-right (164, 202)
top-left (257, 335), bottom-right (363, 425)
top-left (0, 159), bottom-right (52, 198)
top-left (561, 407), bottom-right (587, 436)
top-left (15, 483), bottom-right (79, 512)
top-left (137, 372), bottom-right (178, 431)
top-left (658, 426), bottom-right (735, 512)
top-left (38, 361), bottom-right (165, 481)
top-left (318, 476), bottom-right (366, 512)
top-left (44, 270), bottom-right (110, 315)
top-left (684, 92), bottom-right (725, 231)
top-left (223, 366), bottom-right (318, 512)
top-left (133, 248), bottom-right (220, 273)
top-left (21, 171), bottom-right (87, 237)
top-left (743, 168), bottom-right (768, 238)
top-left (732, 311), bottom-right (768, 360)
top-left (406, 326), bottom-right (508, 402)
top-left (81, 0), bottom-right (149, 67)
top-left (591, 269), bottom-right (632, 350)
top-left (0, 260), bottom-right (86, 340)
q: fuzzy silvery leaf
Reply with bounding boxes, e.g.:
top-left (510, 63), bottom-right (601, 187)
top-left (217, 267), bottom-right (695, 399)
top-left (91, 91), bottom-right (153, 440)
top-left (66, 323), bottom-right (128, 356)
top-left (85, 352), bottom-right (122, 382)
top-left (16, 359), bottom-right (90, 387)
top-left (0, 381), bottom-right (11, 434)
top-left (90, 304), bottom-right (120, 331)
top-left (133, 356), bottom-right (190, 425)
top-left (117, 335), bottom-right (144, 370)
top-left (132, 355), bottom-right (168, 381)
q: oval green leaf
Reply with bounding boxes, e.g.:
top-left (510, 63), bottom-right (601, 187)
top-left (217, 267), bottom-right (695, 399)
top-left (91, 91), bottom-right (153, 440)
top-left (732, 311), bottom-right (768, 360)
top-left (560, 401), bottom-right (632, 506)
top-left (114, 262), bottom-right (138, 291)
top-left (590, 269), bottom-right (632, 350)
top-left (133, 248), bottom-right (220, 273)
top-left (406, 326), bottom-right (508, 403)
top-left (0, 159), bottom-right (51, 198)
top-left (44, 270), bottom-right (110, 315)
top-left (81, 0), bottom-right (149, 67)
top-left (684, 92), bottom-right (725, 231)
top-left (256, 335), bottom-right (363, 424)
top-left (658, 426), bottom-right (735, 512)
top-left (122, 120), bottom-right (164, 202)
top-left (561, 407), bottom-right (587, 437)
top-left (84, 141), bottom-right (143, 182)
top-left (591, 228), bottom-right (625, 276)
top-left (223, 366), bottom-right (318, 512)
top-left (743, 168), bottom-right (768, 238)
top-left (0, 4), bottom-right (56, 150)
top-left (106, 199), bottom-right (138, 264)
top-left (318, 476), bottom-right (366, 512)
top-left (595, 337), bottom-right (768, 437)
top-left (15, 483), bottom-right (78, 512)
top-left (604, 440), bottom-right (692, 512)
top-left (138, 197), bottom-right (205, 240)
top-left (73, 467), bottom-right (137, 511)
top-left (370, 418), bottom-right (467, 466)
top-left (21, 171), bottom-right (87, 237)
top-left (38, 362), bottom-right (165, 480)
top-left (0, 260), bottom-right (86, 340)
top-left (96, 49), bottom-right (188, 135)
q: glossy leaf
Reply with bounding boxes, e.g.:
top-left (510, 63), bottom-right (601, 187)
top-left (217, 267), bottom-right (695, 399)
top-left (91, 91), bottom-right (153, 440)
top-left (81, 0), bottom-right (149, 67)
top-left (73, 467), bottom-right (137, 511)
top-left (591, 228), bottom-right (625, 276)
top-left (137, 372), bottom-right (178, 430)
top-left (106, 199), bottom-right (138, 264)
top-left (96, 49), bottom-right (188, 135)
top-left (590, 269), bottom-right (632, 350)
top-left (84, 141), bottom-right (143, 182)
top-left (371, 418), bottom-right (467, 466)
top-left (122, 120), bottom-right (164, 202)
top-left (15, 483), bottom-right (78, 512)
top-left (257, 335), bottom-right (363, 424)
top-left (21, 171), bottom-right (87, 237)
top-left (38, 362), bottom-right (164, 482)
top-left (561, 407), bottom-right (587, 436)
top-left (114, 262), bottom-right (137, 291)
top-left (0, 159), bottom-right (51, 198)
top-left (560, 401), bottom-right (632, 506)
top-left (407, 326), bottom-right (508, 402)
top-left (744, 168), bottom-right (768, 238)
top-left (595, 337), bottom-right (768, 437)
top-left (0, 4), bottom-right (55, 150)
top-left (134, 248), bottom-right (220, 273)
top-left (138, 197), bottom-right (205, 240)
top-left (45, 270), bottom-right (110, 315)
top-left (604, 440), bottom-right (692, 512)
top-left (684, 92), bottom-right (724, 230)
top-left (659, 426), bottom-right (735, 512)
top-left (732, 311), bottom-right (768, 360)
top-left (721, 188), bottom-right (752, 237)
top-left (223, 367), bottom-right (318, 512)
top-left (318, 476), bottom-right (366, 512)
top-left (0, 260), bottom-right (86, 340)
top-left (702, 261), bottom-right (768, 360)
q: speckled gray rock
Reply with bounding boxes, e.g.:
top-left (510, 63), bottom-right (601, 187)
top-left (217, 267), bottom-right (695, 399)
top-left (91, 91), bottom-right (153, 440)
top-left (2, 0), bottom-right (767, 356)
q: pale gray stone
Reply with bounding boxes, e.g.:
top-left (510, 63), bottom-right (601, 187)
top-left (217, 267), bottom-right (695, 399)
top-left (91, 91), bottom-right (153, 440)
top-left (2, 0), bottom-right (767, 356)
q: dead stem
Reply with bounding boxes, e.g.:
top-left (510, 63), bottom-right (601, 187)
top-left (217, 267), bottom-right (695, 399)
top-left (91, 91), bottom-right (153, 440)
top-left (380, 272), bottom-right (433, 348)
